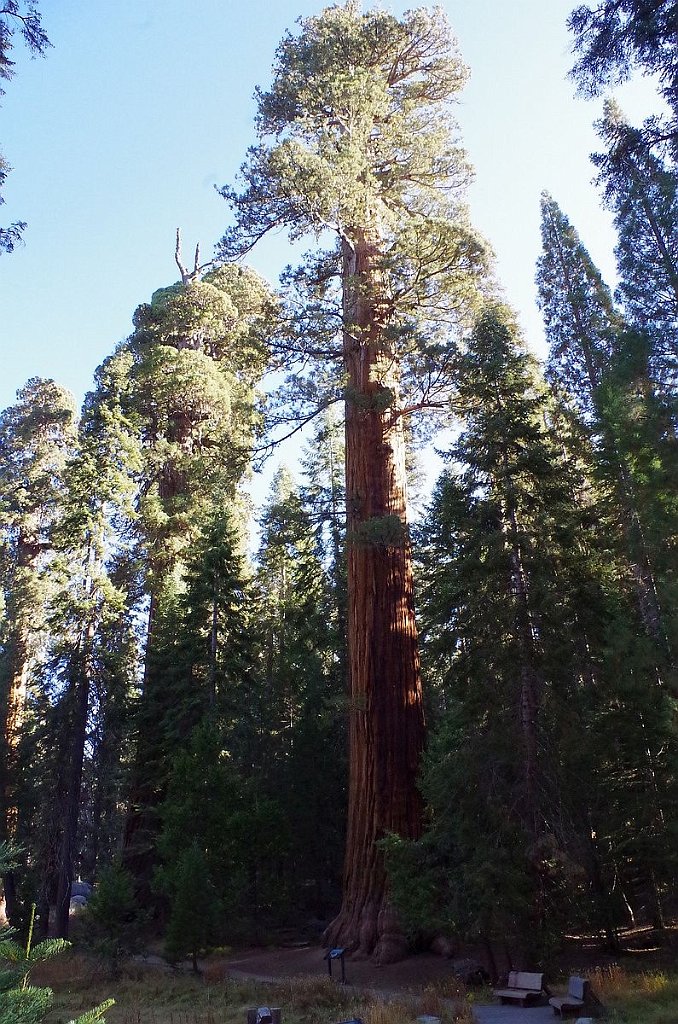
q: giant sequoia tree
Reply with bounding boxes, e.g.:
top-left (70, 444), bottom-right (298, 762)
top-left (0, 379), bottom-right (77, 924)
top-left (219, 2), bottom-right (487, 961)
top-left (121, 263), bottom-right (272, 892)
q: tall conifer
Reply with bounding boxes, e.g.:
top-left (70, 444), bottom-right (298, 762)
top-left (0, 379), bottom-right (78, 924)
top-left (219, 2), bottom-right (488, 959)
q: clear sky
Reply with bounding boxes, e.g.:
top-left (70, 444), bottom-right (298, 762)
top-left (0, 0), bottom-right (663, 420)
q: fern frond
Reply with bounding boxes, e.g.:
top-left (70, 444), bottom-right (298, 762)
top-left (28, 939), bottom-right (71, 963)
top-left (68, 997), bottom-right (115, 1024)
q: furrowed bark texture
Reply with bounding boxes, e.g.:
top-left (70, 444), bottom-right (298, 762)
top-left (325, 233), bottom-right (425, 963)
top-left (0, 535), bottom-right (38, 924)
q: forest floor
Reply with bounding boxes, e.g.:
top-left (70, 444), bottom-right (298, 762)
top-left (217, 943), bottom-right (469, 991)
top-left (36, 923), bottom-right (678, 1024)
top-left (213, 922), bottom-right (678, 988)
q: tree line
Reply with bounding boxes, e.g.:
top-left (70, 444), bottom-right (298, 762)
top-left (1, 0), bottom-right (677, 969)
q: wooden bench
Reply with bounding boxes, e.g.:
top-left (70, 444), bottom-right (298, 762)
top-left (493, 970), bottom-right (545, 1005)
top-left (548, 975), bottom-right (588, 1016)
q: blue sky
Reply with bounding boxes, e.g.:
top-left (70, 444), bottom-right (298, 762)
top-left (0, 1), bottom-right (663, 423)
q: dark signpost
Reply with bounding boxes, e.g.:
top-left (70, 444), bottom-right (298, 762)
top-left (324, 947), bottom-right (347, 985)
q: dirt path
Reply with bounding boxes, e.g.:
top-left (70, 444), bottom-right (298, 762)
top-left (220, 944), bottom-right (468, 994)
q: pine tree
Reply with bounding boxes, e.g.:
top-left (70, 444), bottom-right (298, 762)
top-left (410, 303), bottom-right (678, 956)
top-left (536, 196), bottom-right (678, 930)
top-left (41, 360), bottom-right (141, 939)
top-left (536, 192), bottom-right (620, 417)
top-left (300, 410), bottom-right (347, 684)
top-left (219, 2), bottom-right (488, 960)
top-left (0, 877), bottom-right (114, 1024)
top-left (253, 468), bottom-right (346, 919)
top-left (163, 844), bottom-right (217, 972)
top-left (536, 194), bottom-right (676, 681)
top-left (594, 100), bottom-right (678, 401)
top-left (157, 724), bottom-right (285, 947)
top-left (408, 304), bottom-right (595, 959)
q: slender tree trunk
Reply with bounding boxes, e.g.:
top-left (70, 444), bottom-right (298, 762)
top-left (325, 231), bottom-right (425, 963)
top-left (122, 594), bottom-right (160, 896)
top-left (55, 624), bottom-right (93, 939)
top-left (586, 826), bottom-right (622, 954)
top-left (208, 583), bottom-right (219, 710)
top-left (499, 438), bottom-right (542, 839)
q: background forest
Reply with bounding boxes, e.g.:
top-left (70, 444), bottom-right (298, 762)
top-left (1, 0), bottom-right (677, 976)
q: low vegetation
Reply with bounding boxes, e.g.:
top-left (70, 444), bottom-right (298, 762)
top-left (584, 965), bottom-right (678, 1024)
top-left (35, 955), bottom-right (474, 1024)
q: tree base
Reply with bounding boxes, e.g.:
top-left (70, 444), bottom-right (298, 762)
top-left (324, 899), bottom-right (409, 964)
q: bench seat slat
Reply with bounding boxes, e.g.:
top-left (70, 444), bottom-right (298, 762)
top-left (549, 996), bottom-right (584, 1010)
top-left (493, 989), bottom-right (541, 998)
top-left (493, 970), bottom-right (544, 1006)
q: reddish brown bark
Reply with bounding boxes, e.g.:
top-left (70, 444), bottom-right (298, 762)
top-left (0, 533), bottom-right (40, 924)
top-left (325, 232), bottom-right (425, 963)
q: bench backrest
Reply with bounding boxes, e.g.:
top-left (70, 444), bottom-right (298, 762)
top-left (513, 971), bottom-right (544, 991)
top-left (567, 976), bottom-right (588, 1000)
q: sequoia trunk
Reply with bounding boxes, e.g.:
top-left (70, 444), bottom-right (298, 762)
top-left (325, 232), bottom-right (425, 963)
top-left (0, 533), bottom-right (40, 925)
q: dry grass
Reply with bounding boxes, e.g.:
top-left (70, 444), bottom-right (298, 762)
top-left (585, 963), bottom-right (670, 999)
top-left (360, 998), bottom-right (419, 1024)
top-left (420, 978), bottom-right (468, 1004)
top-left (580, 964), bottom-right (678, 1024)
top-left (36, 953), bottom-right (473, 1024)
top-left (32, 951), bottom-right (111, 989)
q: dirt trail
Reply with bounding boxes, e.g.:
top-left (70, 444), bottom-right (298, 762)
top-left (219, 945), bottom-right (467, 994)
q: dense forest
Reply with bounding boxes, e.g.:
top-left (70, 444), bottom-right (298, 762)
top-left (1, 0), bottom-right (677, 976)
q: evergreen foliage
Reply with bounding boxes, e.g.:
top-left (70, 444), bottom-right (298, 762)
top-left (83, 864), bottom-right (139, 975)
top-left (157, 723), bottom-right (286, 945)
top-left (0, 380), bottom-right (79, 928)
top-left (594, 100), bottom-right (678, 400)
top-left (219, 0), bottom-right (489, 960)
top-left (0, 2), bottom-right (50, 252)
top-left (407, 305), bottom-right (602, 961)
top-left (120, 265), bottom-right (273, 899)
top-left (536, 192), bottom-right (678, 687)
top-left (2, 0), bottom-right (678, 975)
top-left (0, 872), bottom-right (113, 1024)
top-left (162, 843), bottom-right (218, 972)
top-left (536, 192), bottom-right (620, 416)
top-left (252, 468), bottom-right (346, 919)
top-left (569, 0), bottom-right (678, 149)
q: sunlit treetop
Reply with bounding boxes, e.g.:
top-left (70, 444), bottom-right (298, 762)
top-left (130, 264), bottom-right (273, 383)
top-left (219, 2), bottom-right (477, 252)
